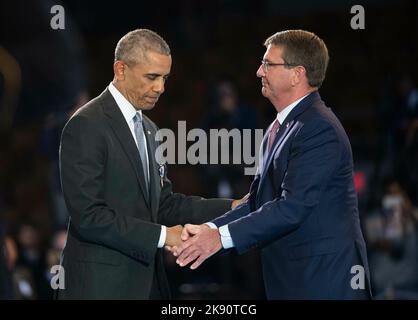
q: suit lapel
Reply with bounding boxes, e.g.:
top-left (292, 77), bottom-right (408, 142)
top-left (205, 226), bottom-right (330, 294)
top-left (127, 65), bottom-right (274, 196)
top-left (260, 120), bottom-right (295, 183)
top-left (101, 89), bottom-right (151, 209)
top-left (258, 91), bottom-right (322, 191)
top-left (257, 122), bottom-right (272, 175)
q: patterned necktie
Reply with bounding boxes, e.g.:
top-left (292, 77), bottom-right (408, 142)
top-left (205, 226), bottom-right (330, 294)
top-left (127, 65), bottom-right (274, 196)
top-left (267, 119), bottom-right (281, 152)
top-left (133, 113), bottom-right (149, 196)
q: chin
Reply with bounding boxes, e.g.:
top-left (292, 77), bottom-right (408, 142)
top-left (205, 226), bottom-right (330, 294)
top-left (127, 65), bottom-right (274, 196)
top-left (143, 104), bottom-right (156, 111)
top-left (136, 103), bottom-right (155, 111)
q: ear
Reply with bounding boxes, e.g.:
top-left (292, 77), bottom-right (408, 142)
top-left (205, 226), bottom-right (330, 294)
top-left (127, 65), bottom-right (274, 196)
top-left (113, 61), bottom-right (126, 81)
top-left (292, 66), bottom-right (306, 86)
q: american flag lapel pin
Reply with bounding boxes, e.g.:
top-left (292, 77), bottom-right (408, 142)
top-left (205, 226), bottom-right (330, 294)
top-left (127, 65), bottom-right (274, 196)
top-left (158, 163), bottom-right (165, 187)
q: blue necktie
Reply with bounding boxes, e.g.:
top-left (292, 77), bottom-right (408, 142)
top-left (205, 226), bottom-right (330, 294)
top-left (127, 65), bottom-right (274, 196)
top-left (133, 113), bottom-right (149, 196)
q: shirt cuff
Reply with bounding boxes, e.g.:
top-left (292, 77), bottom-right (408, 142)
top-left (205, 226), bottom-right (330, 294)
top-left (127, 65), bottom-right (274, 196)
top-left (205, 222), bottom-right (218, 229)
top-left (157, 225), bottom-right (166, 248)
top-left (218, 225), bottom-right (235, 249)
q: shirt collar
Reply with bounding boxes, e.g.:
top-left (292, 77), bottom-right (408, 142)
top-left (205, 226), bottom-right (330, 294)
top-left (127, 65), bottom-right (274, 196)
top-left (108, 82), bottom-right (142, 123)
top-left (276, 93), bottom-right (310, 125)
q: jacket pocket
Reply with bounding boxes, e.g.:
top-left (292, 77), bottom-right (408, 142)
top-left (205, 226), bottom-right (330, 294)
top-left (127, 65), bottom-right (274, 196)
top-left (75, 243), bottom-right (122, 266)
top-left (287, 236), bottom-right (339, 261)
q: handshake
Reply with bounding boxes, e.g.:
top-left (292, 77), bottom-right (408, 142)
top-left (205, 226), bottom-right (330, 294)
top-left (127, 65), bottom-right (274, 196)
top-left (163, 193), bottom-right (249, 270)
top-left (164, 224), bottom-right (221, 270)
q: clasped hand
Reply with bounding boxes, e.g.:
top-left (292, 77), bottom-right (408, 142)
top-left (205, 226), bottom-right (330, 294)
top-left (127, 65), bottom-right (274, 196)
top-left (165, 224), bottom-right (222, 270)
top-left (164, 193), bottom-right (249, 269)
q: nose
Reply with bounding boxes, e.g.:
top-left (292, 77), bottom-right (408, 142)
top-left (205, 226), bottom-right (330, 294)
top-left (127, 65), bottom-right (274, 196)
top-left (256, 65), bottom-right (265, 78)
top-left (153, 78), bottom-right (165, 94)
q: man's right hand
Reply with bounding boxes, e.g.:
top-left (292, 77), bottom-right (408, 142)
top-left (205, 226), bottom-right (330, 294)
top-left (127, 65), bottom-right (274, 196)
top-left (165, 225), bottom-right (183, 248)
top-left (180, 223), bottom-right (210, 242)
top-left (172, 224), bottom-right (223, 269)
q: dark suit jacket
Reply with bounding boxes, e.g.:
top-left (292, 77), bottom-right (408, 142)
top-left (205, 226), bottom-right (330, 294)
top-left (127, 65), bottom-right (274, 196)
top-left (211, 91), bottom-right (372, 299)
top-left (58, 88), bottom-right (232, 299)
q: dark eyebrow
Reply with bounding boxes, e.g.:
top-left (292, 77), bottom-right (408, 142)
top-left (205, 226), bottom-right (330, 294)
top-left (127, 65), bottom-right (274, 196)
top-left (145, 73), bottom-right (170, 78)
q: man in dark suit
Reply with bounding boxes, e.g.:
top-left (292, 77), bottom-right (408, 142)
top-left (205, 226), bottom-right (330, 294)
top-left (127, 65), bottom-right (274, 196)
top-left (173, 30), bottom-right (372, 299)
top-left (57, 29), bottom-right (237, 299)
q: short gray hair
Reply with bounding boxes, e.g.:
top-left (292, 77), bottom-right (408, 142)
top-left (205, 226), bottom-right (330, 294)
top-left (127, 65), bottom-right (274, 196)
top-left (114, 29), bottom-right (171, 66)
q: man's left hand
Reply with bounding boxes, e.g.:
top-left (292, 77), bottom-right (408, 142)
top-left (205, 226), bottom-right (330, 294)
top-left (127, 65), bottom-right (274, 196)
top-left (231, 193), bottom-right (250, 209)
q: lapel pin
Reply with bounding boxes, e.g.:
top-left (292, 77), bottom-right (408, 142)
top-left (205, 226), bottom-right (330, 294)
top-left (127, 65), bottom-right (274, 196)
top-left (286, 122), bottom-right (290, 128)
top-left (147, 130), bottom-right (151, 135)
top-left (158, 163), bottom-right (165, 187)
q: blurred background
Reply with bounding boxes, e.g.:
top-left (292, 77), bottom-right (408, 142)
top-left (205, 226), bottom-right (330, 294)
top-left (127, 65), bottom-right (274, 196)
top-left (1, 0), bottom-right (418, 300)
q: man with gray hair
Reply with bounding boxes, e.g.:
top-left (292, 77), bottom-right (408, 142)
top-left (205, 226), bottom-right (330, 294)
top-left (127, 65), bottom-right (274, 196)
top-left (57, 29), bottom-right (239, 299)
top-left (173, 30), bottom-right (372, 299)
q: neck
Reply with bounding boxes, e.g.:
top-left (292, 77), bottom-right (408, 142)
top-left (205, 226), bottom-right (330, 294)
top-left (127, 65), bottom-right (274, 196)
top-left (273, 88), bottom-right (316, 113)
top-left (111, 79), bottom-right (141, 111)
top-left (112, 79), bottom-right (124, 96)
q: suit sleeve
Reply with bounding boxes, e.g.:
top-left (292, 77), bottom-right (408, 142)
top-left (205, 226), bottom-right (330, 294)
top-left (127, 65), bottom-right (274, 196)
top-left (228, 119), bottom-right (342, 254)
top-left (60, 115), bottom-right (161, 265)
top-left (210, 174), bottom-right (260, 227)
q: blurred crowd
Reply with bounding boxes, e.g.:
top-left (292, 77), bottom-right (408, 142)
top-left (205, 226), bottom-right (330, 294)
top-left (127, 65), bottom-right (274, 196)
top-left (1, 0), bottom-right (418, 299)
top-left (361, 73), bottom-right (418, 299)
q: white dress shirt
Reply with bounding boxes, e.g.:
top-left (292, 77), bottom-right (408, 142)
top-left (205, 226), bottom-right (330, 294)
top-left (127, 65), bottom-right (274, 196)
top-left (108, 82), bottom-right (166, 248)
top-left (208, 93), bottom-right (311, 249)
